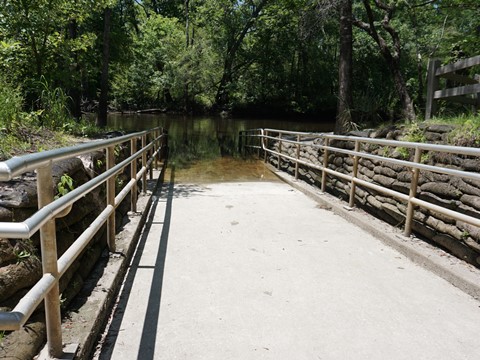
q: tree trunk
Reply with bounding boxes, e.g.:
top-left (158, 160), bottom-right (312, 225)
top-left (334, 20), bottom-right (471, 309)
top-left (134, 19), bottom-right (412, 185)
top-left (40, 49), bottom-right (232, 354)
top-left (184, 0), bottom-right (190, 112)
top-left (68, 19), bottom-right (82, 120)
top-left (390, 61), bottom-right (416, 122)
top-left (335, 0), bottom-right (353, 134)
top-left (97, 7), bottom-right (112, 128)
top-left (215, 57), bottom-right (234, 109)
top-left (354, 0), bottom-right (416, 122)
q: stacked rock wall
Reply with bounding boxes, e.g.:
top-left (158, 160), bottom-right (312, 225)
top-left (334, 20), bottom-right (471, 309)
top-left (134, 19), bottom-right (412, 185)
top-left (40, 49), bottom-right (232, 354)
top-left (269, 125), bottom-right (480, 268)
top-left (0, 144), bottom-right (132, 358)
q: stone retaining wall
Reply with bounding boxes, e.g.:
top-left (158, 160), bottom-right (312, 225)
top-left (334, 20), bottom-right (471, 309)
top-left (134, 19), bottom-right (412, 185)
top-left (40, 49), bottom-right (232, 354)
top-left (269, 124), bottom-right (480, 268)
top-left (0, 144), bottom-right (132, 358)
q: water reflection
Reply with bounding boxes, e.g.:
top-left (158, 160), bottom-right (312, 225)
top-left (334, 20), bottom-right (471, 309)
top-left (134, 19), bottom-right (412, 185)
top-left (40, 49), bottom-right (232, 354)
top-left (108, 114), bottom-right (333, 182)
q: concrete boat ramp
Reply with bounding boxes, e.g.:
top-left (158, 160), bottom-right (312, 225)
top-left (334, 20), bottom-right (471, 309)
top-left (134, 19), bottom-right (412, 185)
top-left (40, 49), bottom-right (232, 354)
top-left (93, 167), bottom-right (480, 360)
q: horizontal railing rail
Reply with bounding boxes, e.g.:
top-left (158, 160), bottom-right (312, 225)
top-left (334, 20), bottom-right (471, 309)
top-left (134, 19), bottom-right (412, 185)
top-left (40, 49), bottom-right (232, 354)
top-left (240, 128), bottom-right (480, 237)
top-left (0, 127), bottom-right (168, 359)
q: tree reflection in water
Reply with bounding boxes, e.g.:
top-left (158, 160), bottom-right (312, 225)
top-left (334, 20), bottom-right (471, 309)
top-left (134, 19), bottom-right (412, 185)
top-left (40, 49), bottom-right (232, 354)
top-left (108, 114), bottom-right (333, 182)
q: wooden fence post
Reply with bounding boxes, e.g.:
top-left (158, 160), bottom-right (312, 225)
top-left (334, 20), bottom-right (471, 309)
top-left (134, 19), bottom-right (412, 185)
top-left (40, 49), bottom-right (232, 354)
top-left (475, 74), bottom-right (480, 115)
top-left (425, 59), bottom-right (441, 120)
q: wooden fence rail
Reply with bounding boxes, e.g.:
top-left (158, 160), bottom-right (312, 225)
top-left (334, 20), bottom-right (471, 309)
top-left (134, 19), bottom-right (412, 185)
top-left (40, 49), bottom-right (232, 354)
top-left (425, 55), bottom-right (480, 120)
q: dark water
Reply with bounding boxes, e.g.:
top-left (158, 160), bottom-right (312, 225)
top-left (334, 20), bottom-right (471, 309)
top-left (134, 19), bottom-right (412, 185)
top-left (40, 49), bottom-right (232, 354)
top-left (108, 114), bottom-right (334, 182)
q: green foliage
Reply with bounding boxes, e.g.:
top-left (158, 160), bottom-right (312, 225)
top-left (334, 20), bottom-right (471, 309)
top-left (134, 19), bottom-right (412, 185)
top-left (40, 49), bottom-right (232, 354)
top-left (0, 75), bottom-right (23, 130)
top-left (55, 174), bottom-right (75, 199)
top-left (402, 122), bottom-right (427, 143)
top-left (111, 14), bottom-right (187, 109)
top-left (38, 77), bottom-right (71, 129)
top-left (421, 153), bottom-right (430, 164)
top-left (14, 249), bottom-right (32, 264)
top-left (0, 0), bottom-right (478, 119)
top-left (395, 122), bottom-right (427, 160)
top-left (12, 239), bottom-right (37, 264)
top-left (441, 115), bottom-right (480, 147)
top-left (396, 147), bottom-right (409, 160)
top-left (115, 177), bottom-right (125, 192)
top-left (0, 131), bottom-right (28, 160)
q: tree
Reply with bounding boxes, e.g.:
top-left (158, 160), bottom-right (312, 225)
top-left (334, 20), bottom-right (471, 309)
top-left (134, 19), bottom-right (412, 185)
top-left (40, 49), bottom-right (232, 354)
top-left (212, 0), bottom-right (269, 110)
top-left (98, 6), bottom-right (112, 127)
top-left (353, 0), bottom-right (416, 122)
top-left (336, 0), bottom-right (353, 134)
top-left (0, 0), bottom-right (110, 117)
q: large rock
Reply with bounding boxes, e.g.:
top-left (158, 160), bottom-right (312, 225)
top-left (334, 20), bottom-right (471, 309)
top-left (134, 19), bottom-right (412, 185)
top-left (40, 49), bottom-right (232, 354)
top-left (426, 124), bottom-right (455, 133)
top-left (374, 165), bottom-right (397, 178)
top-left (420, 182), bottom-right (462, 199)
top-left (0, 173), bottom-right (38, 208)
top-left (462, 159), bottom-right (480, 172)
top-left (460, 194), bottom-right (480, 211)
top-left (450, 178), bottom-right (480, 197)
top-left (0, 206), bottom-right (12, 222)
top-left (0, 254), bottom-right (42, 303)
top-left (0, 314), bottom-right (46, 360)
top-left (418, 191), bottom-right (459, 209)
top-left (373, 174), bottom-right (395, 187)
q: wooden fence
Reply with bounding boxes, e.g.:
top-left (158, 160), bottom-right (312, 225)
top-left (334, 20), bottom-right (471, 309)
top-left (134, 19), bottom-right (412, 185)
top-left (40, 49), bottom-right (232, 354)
top-left (425, 55), bottom-right (480, 120)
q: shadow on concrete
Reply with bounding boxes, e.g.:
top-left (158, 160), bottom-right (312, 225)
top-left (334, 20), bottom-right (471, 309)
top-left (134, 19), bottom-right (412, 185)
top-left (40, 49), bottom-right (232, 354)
top-left (96, 167), bottom-right (175, 360)
top-left (136, 170), bottom-right (175, 360)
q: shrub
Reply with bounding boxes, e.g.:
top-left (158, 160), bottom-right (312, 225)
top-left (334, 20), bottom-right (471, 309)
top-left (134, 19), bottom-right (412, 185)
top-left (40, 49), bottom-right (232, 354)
top-left (0, 76), bottom-right (23, 130)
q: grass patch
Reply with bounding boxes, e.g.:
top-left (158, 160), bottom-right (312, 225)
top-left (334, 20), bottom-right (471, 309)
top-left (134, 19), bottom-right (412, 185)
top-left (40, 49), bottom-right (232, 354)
top-left (0, 119), bottom-right (112, 161)
top-left (0, 125), bottom-right (72, 160)
top-left (428, 114), bottom-right (480, 147)
top-left (0, 75), bottom-right (113, 160)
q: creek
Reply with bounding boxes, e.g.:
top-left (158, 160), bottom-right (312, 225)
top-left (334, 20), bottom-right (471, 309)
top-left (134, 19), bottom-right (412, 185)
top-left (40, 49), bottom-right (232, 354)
top-left (108, 114), bottom-right (334, 182)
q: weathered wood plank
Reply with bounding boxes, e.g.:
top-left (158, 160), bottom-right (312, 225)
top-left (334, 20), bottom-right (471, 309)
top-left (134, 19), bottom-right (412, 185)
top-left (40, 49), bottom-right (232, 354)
top-left (435, 96), bottom-right (478, 106)
top-left (435, 55), bottom-right (480, 76)
top-left (438, 72), bottom-right (479, 85)
top-left (434, 83), bottom-right (480, 99)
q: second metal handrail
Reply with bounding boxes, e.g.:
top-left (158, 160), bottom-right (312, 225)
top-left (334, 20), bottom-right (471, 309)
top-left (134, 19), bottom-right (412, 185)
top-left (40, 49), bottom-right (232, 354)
top-left (240, 128), bottom-right (480, 236)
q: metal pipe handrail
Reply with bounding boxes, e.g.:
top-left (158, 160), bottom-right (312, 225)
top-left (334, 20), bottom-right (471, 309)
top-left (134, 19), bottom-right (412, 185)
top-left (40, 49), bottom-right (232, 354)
top-left (240, 128), bottom-right (480, 237)
top-left (0, 128), bottom-right (159, 181)
top-left (0, 139), bottom-right (157, 239)
top-left (260, 127), bottom-right (480, 156)
top-left (0, 126), bottom-right (168, 359)
top-left (253, 131), bottom-right (480, 183)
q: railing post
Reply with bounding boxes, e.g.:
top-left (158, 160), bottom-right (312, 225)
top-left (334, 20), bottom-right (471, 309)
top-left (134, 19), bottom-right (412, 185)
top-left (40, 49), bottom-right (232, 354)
top-left (277, 133), bottom-right (282, 170)
top-left (295, 134), bottom-right (300, 180)
top-left (263, 130), bottom-right (268, 163)
top-left (162, 128), bottom-right (168, 161)
top-left (153, 130), bottom-right (158, 170)
top-left (238, 131), bottom-right (243, 156)
top-left (131, 138), bottom-right (138, 213)
top-left (321, 138), bottom-right (329, 192)
top-left (36, 163), bottom-right (63, 358)
top-left (348, 140), bottom-right (360, 208)
top-left (257, 132), bottom-right (261, 158)
top-left (148, 133), bottom-right (154, 180)
top-left (142, 134), bottom-right (147, 194)
top-left (404, 147), bottom-right (422, 236)
top-left (106, 146), bottom-right (116, 252)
